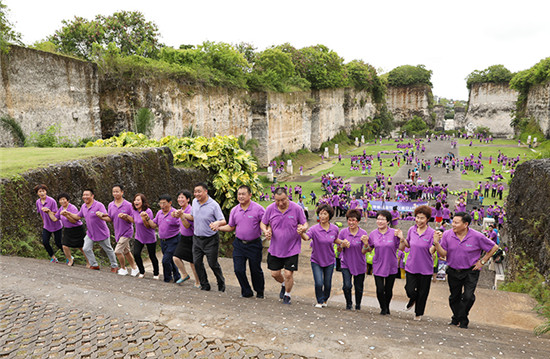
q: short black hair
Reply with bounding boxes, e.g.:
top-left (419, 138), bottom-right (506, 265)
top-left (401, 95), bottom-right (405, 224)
top-left (454, 211), bottom-right (471, 225)
top-left (238, 185), bottom-right (251, 194)
top-left (376, 210), bottom-right (393, 223)
top-left (274, 187), bottom-right (287, 196)
top-left (346, 209), bottom-right (362, 221)
top-left (176, 190), bottom-right (192, 200)
top-left (112, 184), bottom-right (124, 191)
top-left (83, 188), bottom-right (94, 195)
top-left (159, 194), bottom-right (172, 202)
top-left (57, 192), bottom-right (70, 201)
top-left (194, 182), bottom-right (209, 191)
top-left (316, 204), bottom-right (334, 220)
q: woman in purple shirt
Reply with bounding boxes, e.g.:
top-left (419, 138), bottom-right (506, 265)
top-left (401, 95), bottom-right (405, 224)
top-left (46, 192), bottom-right (89, 267)
top-left (400, 205), bottom-right (436, 321)
top-left (299, 204), bottom-right (345, 308)
top-left (124, 194), bottom-right (159, 279)
top-left (172, 190), bottom-right (199, 287)
top-left (366, 210), bottom-right (404, 315)
top-left (337, 209), bottom-right (369, 310)
top-left (34, 184), bottom-right (63, 263)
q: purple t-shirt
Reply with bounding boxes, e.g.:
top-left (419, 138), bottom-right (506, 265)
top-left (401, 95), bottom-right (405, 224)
top-left (262, 201), bottom-right (307, 258)
top-left (132, 208), bottom-right (156, 244)
top-left (179, 205), bottom-right (194, 237)
top-left (36, 196), bottom-right (62, 232)
top-left (440, 228), bottom-right (497, 269)
top-left (339, 227), bottom-right (368, 276)
top-left (405, 225), bottom-right (435, 275)
top-left (228, 201), bottom-right (265, 241)
top-left (55, 203), bottom-right (83, 228)
top-left (153, 208), bottom-right (181, 239)
top-left (391, 210), bottom-right (400, 226)
top-left (77, 200), bottom-right (110, 241)
top-left (307, 223), bottom-right (339, 267)
top-left (368, 228), bottom-right (400, 277)
top-left (108, 199), bottom-right (134, 240)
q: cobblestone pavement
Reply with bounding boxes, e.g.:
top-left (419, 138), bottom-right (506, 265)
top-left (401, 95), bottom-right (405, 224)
top-left (0, 291), bottom-right (311, 359)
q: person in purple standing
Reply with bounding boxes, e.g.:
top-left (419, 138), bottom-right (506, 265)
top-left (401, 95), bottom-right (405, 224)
top-left (217, 185), bottom-right (266, 298)
top-left (61, 189), bottom-right (118, 271)
top-left (141, 194), bottom-right (181, 283)
top-left (434, 212), bottom-right (498, 329)
top-left (337, 209), bottom-right (368, 310)
top-left (400, 205), bottom-right (436, 321)
top-left (390, 206), bottom-right (400, 228)
top-left (34, 184), bottom-right (63, 263)
top-left (126, 193), bottom-right (159, 279)
top-left (298, 204), bottom-right (345, 308)
top-left (366, 210), bottom-right (404, 315)
top-left (172, 190), bottom-right (200, 286)
top-left (261, 187), bottom-right (308, 305)
top-left (44, 192), bottom-right (89, 267)
top-left (97, 184), bottom-right (139, 276)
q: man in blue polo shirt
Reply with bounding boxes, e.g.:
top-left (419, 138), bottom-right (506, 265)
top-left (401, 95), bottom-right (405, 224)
top-left (183, 182), bottom-right (226, 292)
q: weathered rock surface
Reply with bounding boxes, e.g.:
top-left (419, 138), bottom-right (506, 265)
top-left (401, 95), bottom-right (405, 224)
top-left (526, 82), bottom-right (550, 138)
top-left (464, 83), bottom-right (518, 137)
top-left (507, 158), bottom-right (550, 280)
top-left (386, 84), bottom-right (432, 124)
top-left (0, 147), bottom-right (207, 256)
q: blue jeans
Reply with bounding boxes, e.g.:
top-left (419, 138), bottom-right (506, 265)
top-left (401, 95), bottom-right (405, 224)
top-left (160, 234), bottom-right (180, 282)
top-left (342, 268), bottom-right (365, 309)
top-left (311, 262), bottom-right (334, 304)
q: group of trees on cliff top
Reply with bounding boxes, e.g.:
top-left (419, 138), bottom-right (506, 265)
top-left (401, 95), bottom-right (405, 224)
top-left (0, 0), bottom-right (22, 52)
top-left (467, 60), bottom-right (550, 90)
top-left (17, 9), bottom-right (431, 100)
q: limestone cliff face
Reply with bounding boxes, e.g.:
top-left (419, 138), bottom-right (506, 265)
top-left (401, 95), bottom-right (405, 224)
top-left (386, 85), bottom-right (432, 123)
top-left (525, 82), bottom-right (550, 138)
top-left (0, 148), bottom-right (207, 256)
top-left (464, 83), bottom-right (518, 136)
top-left (507, 158), bottom-right (550, 281)
top-left (0, 46), bottom-right (101, 146)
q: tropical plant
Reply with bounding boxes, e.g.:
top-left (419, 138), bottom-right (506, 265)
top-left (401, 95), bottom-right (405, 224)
top-left (292, 45), bottom-right (347, 90)
top-left (0, 115), bottom-right (25, 146)
top-left (0, 0), bottom-right (22, 52)
top-left (401, 116), bottom-right (428, 135)
top-left (135, 108), bottom-right (154, 136)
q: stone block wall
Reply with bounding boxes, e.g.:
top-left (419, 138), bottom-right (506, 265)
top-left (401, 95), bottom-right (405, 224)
top-left (0, 46), bottom-right (101, 146)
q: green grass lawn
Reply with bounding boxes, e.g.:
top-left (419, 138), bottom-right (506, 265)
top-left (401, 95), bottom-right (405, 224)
top-left (311, 157), bottom-right (400, 178)
top-left (0, 147), bottom-right (140, 178)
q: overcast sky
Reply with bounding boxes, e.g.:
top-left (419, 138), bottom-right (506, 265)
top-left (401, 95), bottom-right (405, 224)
top-left (5, 0), bottom-right (549, 101)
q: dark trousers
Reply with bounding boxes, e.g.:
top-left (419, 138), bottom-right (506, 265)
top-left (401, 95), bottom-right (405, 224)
top-left (374, 273), bottom-right (397, 313)
top-left (42, 228), bottom-right (63, 257)
top-left (160, 235), bottom-right (180, 282)
top-left (311, 262), bottom-right (334, 304)
top-left (447, 267), bottom-right (480, 326)
top-left (233, 238), bottom-right (264, 297)
top-left (405, 272), bottom-right (432, 316)
top-left (133, 240), bottom-right (159, 276)
top-left (193, 233), bottom-right (225, 289)
top-left (342, 268), bottom-right (365, 309)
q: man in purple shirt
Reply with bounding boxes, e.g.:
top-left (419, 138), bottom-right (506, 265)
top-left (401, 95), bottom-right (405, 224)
top-left (183, 183), bottom-right (227, 291)
top-left (62, 189), bottom-right (118, 271)
top-left (260, 187), bottom-right (308, 304)
top-left (97, 185), bottom-right (139, 276)
top-left (142, 194), bottom-right (182, 283)
top-left (434, 212), bottom-right (498, 329)
top-left (218, 185), bottom-right (266, 298)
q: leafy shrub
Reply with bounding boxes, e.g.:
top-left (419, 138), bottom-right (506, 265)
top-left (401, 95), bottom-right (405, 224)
top-left (466, 64), bottom-right (514, 89)
top-left (135, 108), bottom-right (154, 135)
top-left (0, 115), bottom-right (26, 146)
top-left (401, 116), bottom-right (428, 135)
top-left (387, 65), bottom-right (432, 87)
top-left (291, 45), bottom-right (347, 90)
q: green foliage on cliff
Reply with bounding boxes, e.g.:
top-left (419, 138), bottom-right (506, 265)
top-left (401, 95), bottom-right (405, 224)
top-left (135, 108), bottom-right (154, 136)
top-left (387, 65), bottom-right (432, 87)
top-left (49, 11), bottom-right (162, 60)
top-left (87, 132), bottom-right (263, 211)
top-left (345, 60), bottom-right (386, 103)
top-left (401, 116), bottom-right (428, 135)
top-left (290, 44), bottom-right (347, 90)
top-left (510, 57), bottom-right (550, 129)
top-left (0, 0), bottom-right (22, 52)
top-left (0, 115), bottom-right (25, 146)
top-left (466, 64), bottom-right (514, 89)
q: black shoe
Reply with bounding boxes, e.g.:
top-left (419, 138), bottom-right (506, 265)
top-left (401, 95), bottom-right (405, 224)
top-left (406, 299), bottom-right (415, 311)
top-left (380, 309), bottom-right (387, 315)
top-left (242, 293), bottom-right (253, 298)
top-left (449, 319), bottom-right (459, 326)
top-left (355, 305), bottom-right (361, 310)
top-left (459, 323), bottom-right (468, 329)
top-left (346, 304), bottom-right (352, 310)
top-left (218, 284), bottom-right (225, 292)
top-left (279, 285), bottom-right (285, 299)
top-left (256, 293), bottom-right (264, 299)
top-left (201, 285), bottom-right (211, 291)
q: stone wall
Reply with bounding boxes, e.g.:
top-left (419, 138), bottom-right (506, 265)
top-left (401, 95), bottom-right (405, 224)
top-left (464, 83), bottom-right (518, 137)
top-left (0, 46), bottom-right (101, 146)
top-left (0, 147), bottom-right (208, 256)
top-left (525, 82), bottom-right (550, 138)
top-left (386, 85), bottom-right (432, 123)
top-left (507, 158), bottom-right (550, 281)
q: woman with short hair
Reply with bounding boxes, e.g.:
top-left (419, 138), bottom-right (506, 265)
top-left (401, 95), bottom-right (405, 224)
top-left (400, 205), bottom-right (436, 320)
top-left (128, 193), bottom-right (159, 279)
top-left (366, 210), bottom-right (404, 315)
top-left (34, 184), bottom-right (63, 263)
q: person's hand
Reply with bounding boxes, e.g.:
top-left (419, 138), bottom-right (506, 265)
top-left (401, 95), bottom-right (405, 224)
top-left (60, 209), bottom-right (68, 217)
top-left (118, 213), bottom-right (126, 219)
top-left (395, 228), bottom-right (404, 240)
top-left (209, 221), bottom-right (220, 231)
top-left (263, 227), bottom-right (272, 241)
top-left (171, 209), bottom-right (183, 218)
top-left (140, 211), bottom-right (150, 221)
top-left (41, 207), bottom-right (50, 213)
top-left (434, 230), bottom-right (443, 244)
top-left (473, 259), bottom-right (484, 271)
top-left (360, 235), bottom-right (369, 245)
top-left (341, 239), bottom-right (351, 248)
top-left (297, 224), bottom-right (306, 234)
top-left (95, 211), bottom-right (104, 217)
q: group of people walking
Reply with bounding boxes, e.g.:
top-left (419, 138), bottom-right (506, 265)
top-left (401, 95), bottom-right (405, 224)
top-left (36, 183), bottom-right (499, 328)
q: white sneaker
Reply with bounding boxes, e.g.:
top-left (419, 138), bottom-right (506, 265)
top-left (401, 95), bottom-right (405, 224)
top-left (117, 268), bottom-right (128, 276)
top-left (153, 275), bottom-right (160, 280)
top-left (138, 274), bottom-right (145, 279)
top-left (321, 302), bottom-right (328, 308)
top-left (414, 315), bottom-right (422, 321)
top-left (315, 303), bottom-right (323, 308)
top-left (130, 268), bottom-right (140, 277)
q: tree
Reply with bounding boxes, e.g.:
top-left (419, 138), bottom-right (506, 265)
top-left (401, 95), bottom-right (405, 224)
top-left (345, 60), bottom-right (386, 104)
top-left (387, 65), bottom-right (432, 87)
top-left (0, 1), bottom-right (22, 52)
top-left (49, 11), bottom-right (162, 60)
top-left (293, 45), bottom-right (347, 90)
top-left (247, 48), bottom-right (297, 92)
top-left (466, 64), bottom-right (514, 89)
